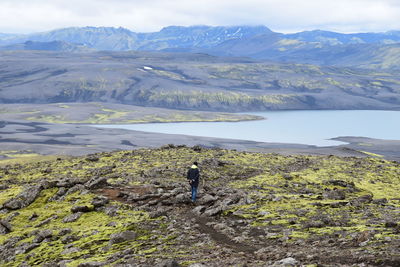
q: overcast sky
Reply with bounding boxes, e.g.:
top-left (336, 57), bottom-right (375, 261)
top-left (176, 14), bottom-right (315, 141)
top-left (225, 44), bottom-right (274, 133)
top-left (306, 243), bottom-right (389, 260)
top-left (1, 0), bottom-right (400, 34)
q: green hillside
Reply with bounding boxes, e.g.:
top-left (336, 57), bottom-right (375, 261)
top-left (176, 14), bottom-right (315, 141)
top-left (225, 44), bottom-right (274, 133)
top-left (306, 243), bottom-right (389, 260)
top-left (0, 147), bottom-right (399, 266)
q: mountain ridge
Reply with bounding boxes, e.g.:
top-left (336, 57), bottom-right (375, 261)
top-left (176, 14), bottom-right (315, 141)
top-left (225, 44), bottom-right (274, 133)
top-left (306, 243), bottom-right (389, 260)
top-left (2, 25), bottom-right (400, 69)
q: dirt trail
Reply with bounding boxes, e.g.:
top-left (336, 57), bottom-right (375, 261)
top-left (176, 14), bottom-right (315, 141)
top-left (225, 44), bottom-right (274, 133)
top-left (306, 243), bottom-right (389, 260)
top-left (96, 186), bottom-right (259, 254)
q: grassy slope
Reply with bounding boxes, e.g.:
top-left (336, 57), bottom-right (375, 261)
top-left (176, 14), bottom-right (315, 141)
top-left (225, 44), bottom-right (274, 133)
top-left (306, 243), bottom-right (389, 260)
top-left (0, 147), bottom-right (399, 266)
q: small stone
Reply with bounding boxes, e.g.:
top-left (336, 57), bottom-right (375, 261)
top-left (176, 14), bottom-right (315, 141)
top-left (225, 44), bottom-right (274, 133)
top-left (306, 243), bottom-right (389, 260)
top-left (35, 215), bottom-right (58, 227)
top-left (71, 205), bottom-right (93, 213)
top-left (85, 155), bottom-right (99, 162)
top-left (0, 184), bottom-right (9, 190)
top-left (156, 259), bottom-right (181, 267)
top-left (61, 247), bottom-right (81, 255)
top-left (58, 228), bottom-right (72, 236)
top-left (149, 210), bottom-right (168, 219)
top-left (373, 198), bottom-right (388, 205)
top-left (258, 211), bottom-right (270, 216)
top-left (276, 257), bottom-right (298, 266)
top-left (61, 234), bottom-right (80, 244)
top-left (28, 213), bottom-right (38, 221)
top-left (77, 262), bottom-right (104, 267)
top-left (384, 221), bottom-right (398, 228)
top-left (63, 212), bottom-right (83, 223)
top-left (0, 219), bottom-right (12, 233)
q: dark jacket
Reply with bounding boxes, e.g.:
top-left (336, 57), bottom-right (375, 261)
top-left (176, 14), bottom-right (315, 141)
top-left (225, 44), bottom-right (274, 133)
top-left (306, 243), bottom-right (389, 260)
top-left (187, 165), bottom-right (200, 187)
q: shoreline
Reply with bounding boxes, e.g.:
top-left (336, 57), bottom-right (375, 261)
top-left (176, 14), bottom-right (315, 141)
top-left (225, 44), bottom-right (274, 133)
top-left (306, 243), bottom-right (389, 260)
top-left (1, 120), bottom-right (399, 162)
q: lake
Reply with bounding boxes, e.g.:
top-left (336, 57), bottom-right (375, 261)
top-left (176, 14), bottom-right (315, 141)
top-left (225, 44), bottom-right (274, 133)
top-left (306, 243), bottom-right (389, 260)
top-left (96, 110), bottom-right (400, 147)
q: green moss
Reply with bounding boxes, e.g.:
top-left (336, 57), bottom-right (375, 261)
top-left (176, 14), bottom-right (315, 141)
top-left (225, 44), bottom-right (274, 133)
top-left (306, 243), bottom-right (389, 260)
top-left (0, 185), bottom-right (23, 207)
top-left (1, 147), bottom-right (399, 265)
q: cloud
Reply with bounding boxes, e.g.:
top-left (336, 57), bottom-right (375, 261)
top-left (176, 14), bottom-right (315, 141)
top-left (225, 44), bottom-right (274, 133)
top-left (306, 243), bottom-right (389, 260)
top-left (0, 0), bottom-right (399, 33)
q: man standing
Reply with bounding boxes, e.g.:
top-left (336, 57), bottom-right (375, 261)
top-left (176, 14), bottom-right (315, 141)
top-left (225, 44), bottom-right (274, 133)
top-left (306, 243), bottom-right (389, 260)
top-left (187, 161), bottom-right (200, 203)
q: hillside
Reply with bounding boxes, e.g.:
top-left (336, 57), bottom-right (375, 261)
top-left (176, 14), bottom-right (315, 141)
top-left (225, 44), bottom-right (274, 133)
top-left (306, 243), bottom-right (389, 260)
top-left (206, 38), bottom-right (400, 70)
top-left (1, 50), bottom-right (400, 112)
top-left (0, 147), bottom-right (399, 266)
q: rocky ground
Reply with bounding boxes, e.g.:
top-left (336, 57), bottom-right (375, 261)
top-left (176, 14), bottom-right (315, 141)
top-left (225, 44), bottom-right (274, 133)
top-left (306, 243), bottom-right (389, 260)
top-left (0, 146), bottom-right (399, 266)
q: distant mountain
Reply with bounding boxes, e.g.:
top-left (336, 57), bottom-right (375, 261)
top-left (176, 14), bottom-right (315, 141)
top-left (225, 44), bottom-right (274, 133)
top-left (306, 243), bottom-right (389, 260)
top-left (2, 25), bottom-right (400, 69)
top-left (286, 30), bottom-right (400, 45)
top-left (0, 25), bottom-right (272, 51)
top-left (0, 40), bottom-right (93, 52)
top-left (135, 25), bottom-right (272, 50)
top-left (0, 27), bottom-right (139, 51)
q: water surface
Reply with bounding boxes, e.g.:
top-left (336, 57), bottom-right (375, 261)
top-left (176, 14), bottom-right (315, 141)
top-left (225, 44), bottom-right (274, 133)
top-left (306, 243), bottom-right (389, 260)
top-left (96, 110), bottom-right (400, 146)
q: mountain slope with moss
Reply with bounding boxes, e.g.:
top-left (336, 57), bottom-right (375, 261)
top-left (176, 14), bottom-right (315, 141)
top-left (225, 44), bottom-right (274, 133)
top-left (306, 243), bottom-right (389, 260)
top-left (0, 146), bottom-right (399, 266)
top-left (1, 51), bottom-right (400, 112)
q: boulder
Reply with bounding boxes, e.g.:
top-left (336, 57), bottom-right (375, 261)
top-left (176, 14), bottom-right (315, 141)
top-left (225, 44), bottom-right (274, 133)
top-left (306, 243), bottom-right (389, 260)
top-left (322, 189), bottom-right (346, 200)
top-left (85, 177), bottom-right (109, 189)
top-left (91, 196), bottom-right (109, 208)
top-left (3, 185), bottom-right (43, 210)
top-left (197, 194), bottom-right (218, 205)
top-left (175, 193), bottom-right (190, 204)
top-left (109, 231), bottom-right (137, 245)
top-left (56, 178), bottom-right (82, 188)
top-left (202, 206), bottom-right (223, 217)
top-left (33, 229), bottom-right (53, 243)
top-left (104, 206), bottom-right (119, 217)
top-left (192, 205), bottom-right (206, 216)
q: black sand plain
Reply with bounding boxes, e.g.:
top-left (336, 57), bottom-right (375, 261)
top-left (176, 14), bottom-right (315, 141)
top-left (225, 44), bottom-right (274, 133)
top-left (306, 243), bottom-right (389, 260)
top-left (1, 119), bottom-right (399, 162)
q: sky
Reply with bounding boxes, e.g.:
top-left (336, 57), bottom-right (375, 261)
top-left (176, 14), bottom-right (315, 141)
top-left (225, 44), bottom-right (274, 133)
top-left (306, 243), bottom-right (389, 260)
top-left (1, 0), bottom-right (400, 34)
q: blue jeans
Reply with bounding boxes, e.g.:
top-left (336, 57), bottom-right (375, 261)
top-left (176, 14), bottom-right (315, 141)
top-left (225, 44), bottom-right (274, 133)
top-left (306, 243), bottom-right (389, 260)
top-left (191, 185), bottom-right (198, 202)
